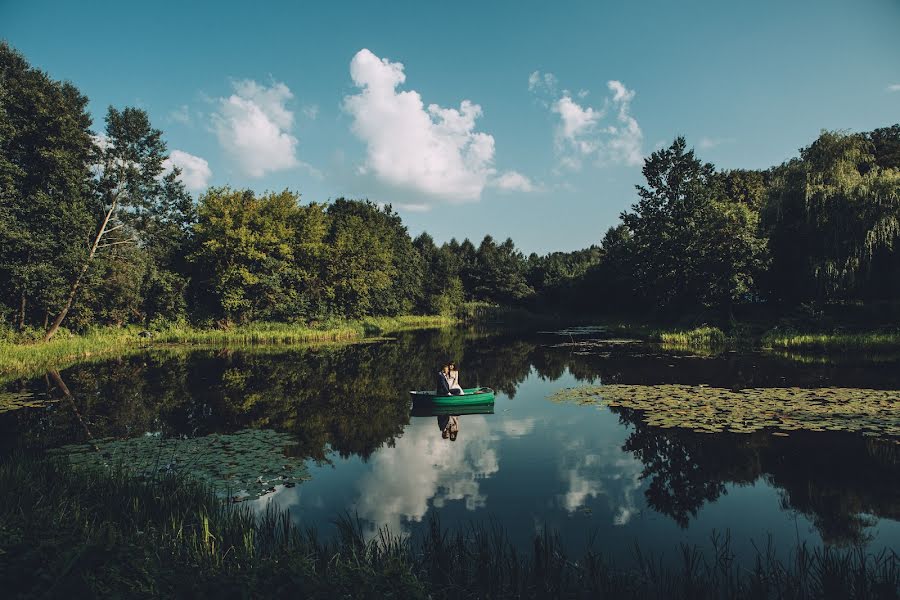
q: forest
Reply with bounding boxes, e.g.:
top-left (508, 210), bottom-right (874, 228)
top-left (2, 41), bottom-right (899, 341)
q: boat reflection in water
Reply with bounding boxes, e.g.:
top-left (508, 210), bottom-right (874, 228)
top-left (409, 400), bottom-right (495, 442)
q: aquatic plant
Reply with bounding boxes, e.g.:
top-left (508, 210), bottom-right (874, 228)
top-left (48, 429), bottom-right (310, 500)
top-left (551, 384), bottom-right (900, 438)
top-left (762, 330), bottom-right (900, 352)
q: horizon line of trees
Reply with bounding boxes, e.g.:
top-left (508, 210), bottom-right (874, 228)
top-left (2, 42), bottom-right (899, 339)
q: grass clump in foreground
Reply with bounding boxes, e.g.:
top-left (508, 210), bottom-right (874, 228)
top-left (2, 454), bottom-right (898, 599)
top-left (0, 315), bottom-right (456, 377)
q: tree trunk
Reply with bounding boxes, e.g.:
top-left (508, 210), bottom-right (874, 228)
top-left (44, 197), bottom-right (119, 342)
top-left (18, 292), bottom-right (26, 331)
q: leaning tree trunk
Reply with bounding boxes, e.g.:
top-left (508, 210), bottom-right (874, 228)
top-left (43, 197), bottom-right (119, 342)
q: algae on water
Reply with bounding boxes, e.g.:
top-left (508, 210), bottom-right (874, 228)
top-left (550, 384), bottom-right (900, 438)
top-left (49, 428), bottom-right (310, 501)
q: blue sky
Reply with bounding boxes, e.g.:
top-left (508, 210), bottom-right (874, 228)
top-left (3, 0), bottom-right (899, 253)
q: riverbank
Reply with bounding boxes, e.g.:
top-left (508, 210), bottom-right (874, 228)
top-left (0, 315), bottom-right (456, 378)
top-left (2, 453), bottom-right (896, 599)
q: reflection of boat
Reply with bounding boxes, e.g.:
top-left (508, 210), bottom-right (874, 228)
top-left (409, 387), bottom-right (495, 406)
top-left (410, 402), bottom-right (495, 417)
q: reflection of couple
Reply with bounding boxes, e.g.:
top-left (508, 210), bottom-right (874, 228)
top-left (438, 414), bottom-right (459, 441)
top-left (437, 361), bottom-right (463, 396)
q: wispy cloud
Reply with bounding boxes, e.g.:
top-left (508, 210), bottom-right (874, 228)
top-left (697, 136), bottom-right (735, 150)
top-left (492, 170), bottom-right (540, 193)
top-left (887, 83), bottom-right (900, 93)
top-left (530, 71), bottom-right (644, 170)
top-left (168, 104), bottom-right (191, 124)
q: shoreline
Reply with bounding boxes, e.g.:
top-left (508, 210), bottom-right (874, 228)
top-left (0, 315), bottom-right (457, 379)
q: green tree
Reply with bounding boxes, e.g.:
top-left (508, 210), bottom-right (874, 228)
top-left (0, 42), bottom-right (95, 332)
top-left (621, 137), bottom-right (717, 309)
top-left (43, 107), bottom-right (191, 339)
top-left (763, 130), bottom-right (900, 302)
top-left (191, 188), bottom-right (301, 324)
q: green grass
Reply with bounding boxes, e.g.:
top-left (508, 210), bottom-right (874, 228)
top-left (0, 315), bottom-right (457, 378)
top-left (652, 326), bottom-right (727, 348)
top-left (762, 330), bottom-right (900, 352)
top-left (2, 453), bottom-right (898, 599)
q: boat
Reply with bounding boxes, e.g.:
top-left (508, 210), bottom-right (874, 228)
top-left (410, 402), bottom-right (495, 417)
top-left (409, 387), bottom-right (495, 407)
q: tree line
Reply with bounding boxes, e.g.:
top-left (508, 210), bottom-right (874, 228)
top-left (2, 42), bottom-right (899, 339)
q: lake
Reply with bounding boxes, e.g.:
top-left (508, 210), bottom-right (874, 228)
top-left (2, 326), bottom-right (898, 565)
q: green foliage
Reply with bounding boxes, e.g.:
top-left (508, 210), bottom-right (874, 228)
top-left (763, 130), bottom-right (900, 303)
top-left (191, 188), bottom-right (302, 323)
top-left (0, 42), bottom-right (96, 328)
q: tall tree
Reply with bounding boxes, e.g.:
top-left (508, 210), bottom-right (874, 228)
top-left (763, 130), bottom-right (900, 302)
top-left (0, 42), bottom-right (95, 332)
top-left (44, 107), bottom-right (188, 339)
top-left (621, 137), bottom-right (716, 309)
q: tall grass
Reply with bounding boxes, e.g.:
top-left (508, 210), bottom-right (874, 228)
top-left (762, 330), bottom-right (900, 352)
top-left (0, 315), bottom-right (457, 377)
top-left (2, 453), bottom-right (897, 598)
top-left (653, 326), bottom-right (727, 348)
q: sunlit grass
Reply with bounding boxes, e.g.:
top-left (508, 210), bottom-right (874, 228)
top-left (653, 326), bottom-right (727, 348)
top-left (3, 453), bottom-right (897, 598)
top-left (762, 330), bottom-right (900, 351)
top-left (0, 315), bottom-right (457, 377)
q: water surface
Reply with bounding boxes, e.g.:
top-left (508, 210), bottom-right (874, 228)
top-left (3, 327), bottom-right (898, 564)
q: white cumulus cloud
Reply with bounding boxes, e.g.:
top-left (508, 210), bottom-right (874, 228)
top-left (887, 83), bottom-right (900, 92)
top-left (532, 72), bottom-right (644, 170)
top-left (212, 79), bottom-right (299, 177)
top-left (344, 49), bottom-right (501, 202)
top-left (163, 150), bottom-right (212, 191)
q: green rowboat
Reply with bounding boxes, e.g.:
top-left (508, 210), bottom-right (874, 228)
top-left (409, 387), bottom-right (495, 406)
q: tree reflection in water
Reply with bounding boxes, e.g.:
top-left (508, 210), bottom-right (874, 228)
top-left (1, 327), bottom-right (898, 546)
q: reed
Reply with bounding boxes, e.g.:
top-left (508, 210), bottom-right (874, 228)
top-left (653, 326), bottom-right (727, 348)
top-left (2, 453), bottom-right (897, 599)
top-left (762, 330), bottom-right (900, 352)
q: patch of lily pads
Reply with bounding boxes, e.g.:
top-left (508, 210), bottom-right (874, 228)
top-left (550, 384), bottom-right (900, 439)
top-left (48, 428), bottom-right (310, 501)
top-left (0, 390), bottom-right (54, 414)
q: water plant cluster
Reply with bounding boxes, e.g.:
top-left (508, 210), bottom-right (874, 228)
top-left (49, 429), bottom-right (310, 501)
top-left (1, 453), bottom-right (898, 599)
top-left (551, 384), bottom-right (900, 437)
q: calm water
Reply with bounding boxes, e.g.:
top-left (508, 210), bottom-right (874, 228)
top-left (3, 326), bottom-right (899, 564)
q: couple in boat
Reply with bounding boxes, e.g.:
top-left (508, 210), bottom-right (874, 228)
top-left (437, 361), bottom-right (463, 396)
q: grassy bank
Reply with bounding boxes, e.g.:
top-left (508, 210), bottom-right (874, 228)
top-left (0, 315), bottom-right (456, 378)
top-left (2, 453), bottom-right (897, 599)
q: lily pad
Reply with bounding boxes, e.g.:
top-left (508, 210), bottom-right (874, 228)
top-left (550, 384), bottom-right (900, 439)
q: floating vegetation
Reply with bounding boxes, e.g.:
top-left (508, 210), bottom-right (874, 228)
top-left (49, 428), bottom-right (310, 501)
top-left (0, 390), bottom-right (54, 413)
top-left (550, 384), bottom-right (900, 438)
top-left (540, 325), bottom-right (611, 336)
top-left (654, 326), bottom-right (727, 347)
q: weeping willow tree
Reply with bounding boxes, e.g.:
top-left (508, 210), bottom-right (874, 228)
top-left (764, 130), bottom-right (900, 303)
